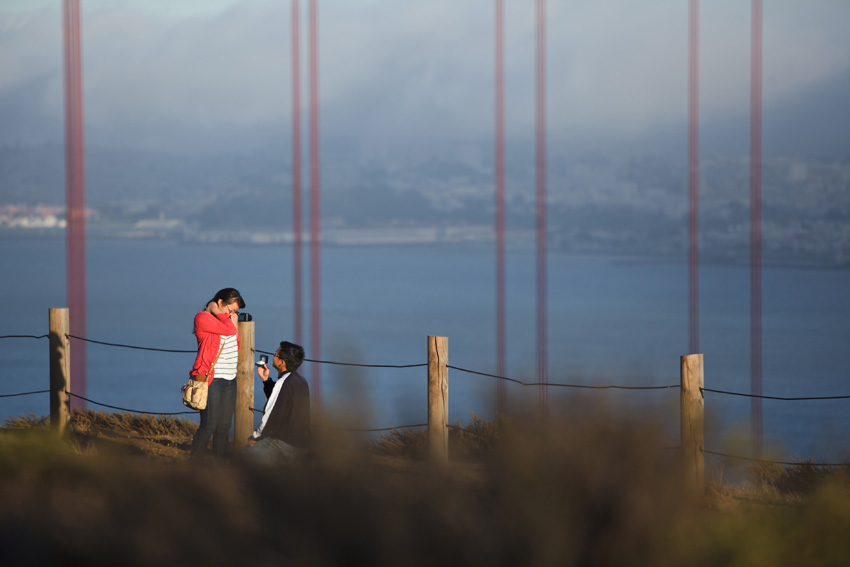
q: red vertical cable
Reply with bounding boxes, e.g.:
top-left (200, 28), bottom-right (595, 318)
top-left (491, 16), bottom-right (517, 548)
top-left (688, 0), bottom-right (700, 355)
top-left (74, 0), bottom-right (86, 410)
top-left (495, 0), bottom-right (506, 415)
top-left (292, 0), bottom-right (303, 346)
top-left (62, 0), bottom-right (72, 392)
top-left (308, 0), bottom-right (321, 412)
top-left (536, 0), bottom-right (547, 414)
top-left (71, 0), bottom-right (86, 409)
top-left (750, 0), bottom-right (763, 457)
top-left (63, 0), bottom-right (86, 410)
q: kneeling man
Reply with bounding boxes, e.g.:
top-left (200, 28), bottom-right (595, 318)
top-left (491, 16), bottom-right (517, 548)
top-left (245, 341), bottom-right (311, 462)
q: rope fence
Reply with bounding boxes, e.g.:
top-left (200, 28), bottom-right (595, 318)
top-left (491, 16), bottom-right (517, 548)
top-left (6, 383), bottom-right (849, 468)
top-left (1, 395), bottom-right (848, 468)
top-left (449, 364), bottom-right (680, 390)
top-left (321, 424), bottom-right (428, 433)
top-left (67, 334), bottom-right (195, 353)
top-left (701, 448), bottom-right (850, 468)
top-left (702, 387), bottom-right (850, 401)
top-left (0, 389), bottom-right (50, 398)
top-left (66, 392), bottom-right (198, 416)
top-left (3, 332), bottom-right (850, 469)
top-left (2, 390), bottom-right (426, 431)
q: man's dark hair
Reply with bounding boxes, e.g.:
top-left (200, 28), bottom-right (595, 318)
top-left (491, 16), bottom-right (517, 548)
top-left (277, 341), bottom-right (304, 371)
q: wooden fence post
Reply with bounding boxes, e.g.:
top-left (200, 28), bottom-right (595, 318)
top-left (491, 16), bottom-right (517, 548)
top-left (428, 335), bottom-right (449, 465)
top-left (49, 308), bottom-right (71, 434)
top-left (235, 320), bottom-right (255, 451)
top-left (681, 353), bottom-right (704, 492)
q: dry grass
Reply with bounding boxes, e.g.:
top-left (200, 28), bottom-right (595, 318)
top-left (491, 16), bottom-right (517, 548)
top-left (745, 459), bottom-right (850, 496)
top-left (3, 409), bottom-right (197, 459)
top-left (2, 408), bottom-right (850, 566)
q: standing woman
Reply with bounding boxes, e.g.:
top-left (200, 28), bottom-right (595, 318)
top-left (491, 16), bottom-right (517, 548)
top-left (190, 287), bottom-right (246, 459)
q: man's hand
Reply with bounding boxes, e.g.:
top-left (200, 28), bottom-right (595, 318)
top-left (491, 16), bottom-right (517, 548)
top-left (257, 363), bottom-right (270, 381)
top-left (246, 438), bottom-right (257, 447)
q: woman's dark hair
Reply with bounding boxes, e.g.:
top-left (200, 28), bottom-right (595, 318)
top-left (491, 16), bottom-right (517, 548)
top-left (211, 288), bottom-right (245, 309)
top-left (277, 341), bottom-right (304, 372)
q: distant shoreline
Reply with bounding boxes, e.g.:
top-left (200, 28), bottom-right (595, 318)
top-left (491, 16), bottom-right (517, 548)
top-left (2, 227), bottom-right (847, 270)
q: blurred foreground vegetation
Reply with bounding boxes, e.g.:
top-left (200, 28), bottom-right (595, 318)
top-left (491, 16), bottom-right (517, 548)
top-left (2, 409), bottom-right (850, 566)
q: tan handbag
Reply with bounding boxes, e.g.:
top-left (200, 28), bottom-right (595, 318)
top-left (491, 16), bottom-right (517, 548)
top-left (181, 342), bottom-right (224, 410)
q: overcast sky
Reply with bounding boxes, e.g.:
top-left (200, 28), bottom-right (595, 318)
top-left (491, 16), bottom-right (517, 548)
top-left (1, 0), bottom-right (848, 158)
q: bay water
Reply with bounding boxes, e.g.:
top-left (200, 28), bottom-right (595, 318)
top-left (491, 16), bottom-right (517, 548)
top-left (2, 235), bottom-right (849, 470)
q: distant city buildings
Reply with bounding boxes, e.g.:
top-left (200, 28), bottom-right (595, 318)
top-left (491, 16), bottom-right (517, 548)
top-left (0, 205), bottom-right (71, 229)
top-left (1, 153), bottom-right (847, 266)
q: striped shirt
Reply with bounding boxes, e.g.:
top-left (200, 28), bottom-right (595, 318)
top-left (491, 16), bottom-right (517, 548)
top-left (213, 333), bottom-right (239, 380)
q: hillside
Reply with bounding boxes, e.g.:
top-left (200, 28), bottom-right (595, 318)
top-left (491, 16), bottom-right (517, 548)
top-left (2, 410), bottom-right (850, 565)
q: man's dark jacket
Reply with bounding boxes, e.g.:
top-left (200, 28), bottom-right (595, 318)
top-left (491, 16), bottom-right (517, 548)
top-left (259, 370), bottom-right (311, 448)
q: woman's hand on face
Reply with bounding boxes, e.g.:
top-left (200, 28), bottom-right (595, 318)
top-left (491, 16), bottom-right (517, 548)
top-left (229, 311), bottom-right (238, 327)
top-left (208, 300), bottom-right (222, 315)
